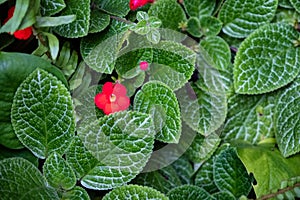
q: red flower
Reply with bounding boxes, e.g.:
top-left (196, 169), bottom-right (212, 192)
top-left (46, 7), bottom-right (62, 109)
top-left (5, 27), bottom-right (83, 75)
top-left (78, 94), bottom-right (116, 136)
top-left (94, 82), bottom-right (130, 115)
top-left (129, 0), bottom-right (155, 10)
top-left (139, 61), bottom-right (149, 71)
top-left (3, 6), bottom-right (32, 40)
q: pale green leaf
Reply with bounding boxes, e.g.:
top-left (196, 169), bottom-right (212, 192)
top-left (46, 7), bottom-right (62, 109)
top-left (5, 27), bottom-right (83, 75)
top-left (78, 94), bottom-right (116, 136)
top-left (275, 76), bottom-right (300, 157)
top-left (147, 28), bottom-right (161, 44)
top-left (43, 152), bottom-right (76, 190)
top-left (54, 0), bottom-right (90, 38)
top-left (186, 132), bottom-right (221, 163)
top-left (35, 15), bottom-right (76, 27)
top-left (148, 0), bottom-right (187, 30)
top-left (183, 0), bottom-right (216, 18)
top-left (78, 111), bottom-right (155, 190)
top-left (93, 0), bottom-right (130, 17)
top-left (42, 32), bottom-right (60, 60)
top-left (236, 142), bottom-right (300, 198)
top-left (137, 11), bottom-right (149, 21)
top-left (0, 158), bottom-right (59, 200)
top-left (234, 23), bottom-right (300, 94)
top-left (200, 36), bottom-right (231, 71)
top-left (0, 0), bottom-right (8, 4)
top-left (177, 82), bottom-right (227, 135)
top-left (134, 81), bottom-right (181, 143)
top-left (102, 185), bottom-right (168, 200)
top-left (199, 16), bottom-right (223, 36)
top-left (89, 10), bottom-right (110, 33)
top-left (167, 185), bottom-right (213, 200)
top-left (222, 93), bottom-right (276, 144)
top-left (11, 69), bottom-right (75, 159)
top-left (62, 186), bottom-right (90, 200)
top-left (40, 0), bottom-right (66, 16)
top-left (218, 0), bottom-right (278, 38)
top-left (0, 52), bottom-right (67, 149)
top-left (214, 147), bottom-right (252, 198)
top-left (290, 0), bottom-right (300, 13)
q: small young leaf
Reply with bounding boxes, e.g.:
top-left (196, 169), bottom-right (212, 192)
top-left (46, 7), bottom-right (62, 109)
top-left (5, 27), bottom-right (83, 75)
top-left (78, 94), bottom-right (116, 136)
top-left (11, 69), bottom-right (75, 158)
top-left (54, 0), bottom-right (90, 38)
top-left (167, 185), bottom-right (213, 200)
top-left (42, 32), bottom-right (60, 60)
top-left (214, 147), bottom-right (252, 198)
top-left (148, 0), bottom-right (186, 30)
top-left (43, 152), bottom-right (76, 190)
top-left (102, 185), bottom-right (168, 200)
top-left (234, 23), bottom-right (300, 94)
top-left (187, 17), bottom-right (202, 38)
top-left (40, 0), bottom-right (66, 16)
top-left (199, 16), bottom-right (223, 36)
top-left (0, 158), bottom-right (59, 199)
top-left (218, 0), bottom-right (278, 38)
top-left (134, 81), bottom-right (181, 143)
top-left (183, 0), bottom-right (216, 18)
top-left (35, 15), bottom-right (76, 27)
top-left (275, 76), bottom-right (300, 157)
top-left (78, 111), bottom-right (155, 190)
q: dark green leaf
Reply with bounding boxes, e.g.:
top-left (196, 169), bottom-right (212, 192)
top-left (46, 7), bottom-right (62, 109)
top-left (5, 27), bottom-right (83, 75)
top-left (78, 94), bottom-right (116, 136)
top-left (167, 185), bottom-right (213, 200)
top-left (89, 10), bottom-right (110, 33)
top-left (94, 0), bottom-right (130, 17)
top-left (183, 0), bottom-right (216, 18)
top-left (40, 0), bottom-right (66, 16)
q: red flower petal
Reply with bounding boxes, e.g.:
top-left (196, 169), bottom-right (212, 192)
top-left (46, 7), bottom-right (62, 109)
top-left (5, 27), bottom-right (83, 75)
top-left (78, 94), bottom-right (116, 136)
top-left (7, 6), bottom-right (15, 18)
top-left (116, 96), bottom-right (130, 110)
top-left (13, 26), bottom-right (32, 40)
top-left (102, 82), bottom-right (114, 94)
top-left (94, 93), bottom-right (109, 109)
top-left (113, 83), bottom-right (127, 96)
top-left (129, 0), bottom-right (152, 10)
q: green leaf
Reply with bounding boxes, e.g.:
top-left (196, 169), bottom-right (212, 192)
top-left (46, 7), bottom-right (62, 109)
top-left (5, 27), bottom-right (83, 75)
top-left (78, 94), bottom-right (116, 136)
top-left (275, 76), bottom-right (300, 157)
top-left (35, 15), bottom-right (76, 27)
top-left (290, 0), bottom-right (300, 13)
top-left (0, 52), bottom-right (67, 149)
top-left (40, 0), bottom-right (66, 16)
top-left (11, 68), bottom-right (75, 159)
top-left (54, 0), bottom-right (90, 38)
top-left (279, 0), bottom-right (293, 8)
top-left (214, 147), bottom-right (252, 198)
top-left (236, 142), bottom-right (300, 198)
top-left (82, 21), bottom-right (129, 74)
top-left (199, 16), bottom-right (223, 36)
top-left (186, 132), bottom-right (221, 163)
top-left (177, 81), bottom-right (227, 135)
top-left (222, 93), bottom-right (276, 144)
top-left (62, 186), bottom-right (90, 200)
top-left (186, 17), bottom-right (202, 38)
top-left (122, 72), bottom-right (146, 97)
top-left (0, 158), bottom-right (59, 200)
top-left (148, 0), bottom-right (187, 30)
top-left (200, 36), bottom-right (231, 71)
top-left (134, 81), bottom-right (181, 143)
top-left (42, 32), bottom-right (60, 60)
top-left (43, 152), bottom-right (76, 190)
top-left (89, 10), bottom-right (110, 33)
top-left (183, 0), bottom-right (216, 18)
top-left (171, 156), bottom-right (193, 184)
top-left (94, 0), bottom-right (130, 17)
top-left (211, 191), bottom-right (236, 200)
top-left (273, 8), bottom-right (300, 25)
top-left (78, 111), bottom-right (155, 189)
top-left (102, 185), bottom-right (168, 200)
top-left (195, 159), bottom-right (219, 193)
top-left (218, 0), bottom-right (278, 38)
top-left (0, 146), bottom-right (38, 167)
top-left (234, 23), bottom-right (300, 94)
top-left (149, 41), bottom-right (196, 90)
top-left (167, 185), bottom-right (213, 200)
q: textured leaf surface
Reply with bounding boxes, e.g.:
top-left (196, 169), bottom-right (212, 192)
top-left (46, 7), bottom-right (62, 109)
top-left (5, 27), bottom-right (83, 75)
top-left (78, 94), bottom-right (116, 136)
top-left (102, 185), bottom-right (168, 200)
top-left (171, 156), bottom-right (193, 184)
top-left (214, 147), bottom-right (252, 198)
top-left (0, 146), bottom-right (38, 167)
top-left (186, 132), bottom-right (221, 163)
top-left (134, 81), bottom-right (181, 143)
top-left (149, 41), bottom-right (196, 90)
top-left (0, 158), bottom-right (58, 200)
top-left (11, 69), bottom-right (75, 159)
top-left (237, 142), bottom-right (300, 198)
top-left (222, 93), bottom-right (276, 144)
top-left (200, 36), bottom-right (231, 71)
top-left (89, 10), bottom-right (110, 33)
top-left (234, 23), bottom-right (300, 94)
top-left (61, 186), bottom-right (90, 200)
top-left (178, 82), bottom-right (227, 135)
top-left (211, 192), bottom-right (236, 200)
top-left (183, 0), bottom-right (216, 18)
top-left (167, 185), bottom-right (212, 200)
top-left (40, 0), bottom-right (65, 16)
top-left (199, 16), bottom-right (223, 36)
top-left (275, 76), bottom-right (300, 157)
top-left (43, 152), bottom-right (76, 190)
top-left (78, 111), bottom-right (155, 189)
top-left (0, 52), bottom-right (67, 149)
top-left (94, 0), bottom-right (130, 17)
top-left (290, 0), bottom-right (300, 13)
top-left (54, 0), bottom-right (90, 38)
top-left (218, 0), bottom-right (278, 38)
top-left (148, 0), bottom-right (186, 30)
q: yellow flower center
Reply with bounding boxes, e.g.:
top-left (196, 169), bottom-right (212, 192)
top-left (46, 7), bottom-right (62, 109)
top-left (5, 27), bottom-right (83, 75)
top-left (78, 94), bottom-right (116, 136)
top-left (110, 94), bottom-right (117, 102)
